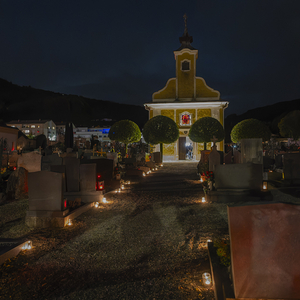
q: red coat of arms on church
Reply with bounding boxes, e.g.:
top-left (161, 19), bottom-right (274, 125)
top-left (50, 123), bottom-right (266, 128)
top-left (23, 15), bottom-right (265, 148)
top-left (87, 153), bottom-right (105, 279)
top-left (181, 114), bottom-right (191, 125)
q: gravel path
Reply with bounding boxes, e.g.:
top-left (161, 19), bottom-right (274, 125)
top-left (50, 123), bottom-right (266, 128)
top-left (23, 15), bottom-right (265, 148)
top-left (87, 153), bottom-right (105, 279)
top-left (1, 162), bottom-right (231, 300)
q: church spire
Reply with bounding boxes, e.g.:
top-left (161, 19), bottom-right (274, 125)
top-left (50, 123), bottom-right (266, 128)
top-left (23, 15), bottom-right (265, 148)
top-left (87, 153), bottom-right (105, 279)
top-left (177, 13), bottom-right (196, 51)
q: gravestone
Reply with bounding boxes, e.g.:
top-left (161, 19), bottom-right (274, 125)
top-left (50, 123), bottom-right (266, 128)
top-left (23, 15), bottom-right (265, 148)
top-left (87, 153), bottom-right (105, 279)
top-left (233, 149), bottom-right (241, 164)
top-left (228, 202), bottom-right (300, 298)
top-left (81, 158), bottom-right (113, 181)
top-left (275, 154), bottom-right (283, 169)
top-left (224, 150), bottom-right (233, 164)
top-left (106, 152), bottom-right (118, 167)
top-left (63, 157), bottom-right (80, 192)
top-left (214, 163), bottom-right (263, 190)
top-left (209, 145), bottom-right (220, 171)
top-left (50, 165), bottom-right (66, 192)
top-left (241, 138), bottom-right (263, 164)
top-left (80, 164), bottom-right (96, 192)
top-left (9, 151), bottom-right (19, 167)
top-left (41, 154), bottom-right (62, 171)
top-left (6, 167), bottom-right (28, 200)
top-left (17, 152), bottom-right (42, 172)
top-left (27, 171), bottom-right (65, 211)
top-left (153, 152), bottom-right (161, 164)
top-left (283, 153), bottom-right (300, 184)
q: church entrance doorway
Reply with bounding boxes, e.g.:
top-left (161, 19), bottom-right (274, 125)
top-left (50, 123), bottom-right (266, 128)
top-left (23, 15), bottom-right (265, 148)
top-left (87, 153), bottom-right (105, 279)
top-left (178, 137), bottom-right (186, 160)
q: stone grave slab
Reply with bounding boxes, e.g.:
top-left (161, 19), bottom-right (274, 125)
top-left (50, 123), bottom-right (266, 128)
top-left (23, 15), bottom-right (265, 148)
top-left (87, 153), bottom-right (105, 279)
top-left (209, 145), bottom-right (220, 171)
top-left (283, 153), bottom-right (300, 184)
top-left (81, 158), bottom-right (113, 181)
top-left (63, 157), bottom-right (80, 192)
top-left (41, 154), bottom-right (63, 171)
top-left (153, 152), bottom-right (161, 164)
top-left (224, 150), bottom-right (233, 164)
top-left (50, 165), bottom-right (66, 192)
top-left (228, 202), bottom-right (300, 298)
top-left (241, 138), bottom-right (263, 164)
top-left (17, 152), bottom-right (42, 172)
top-left (233, 149), bottom-right (241, 164)
top-left (27, 171), bottom-right (65, 212)
top-left (106, 152), bottom-right (118, 167)
top-left (215, 163), bottom-right (263, 190)
top-left (80, 164), bottom-right (96, 192)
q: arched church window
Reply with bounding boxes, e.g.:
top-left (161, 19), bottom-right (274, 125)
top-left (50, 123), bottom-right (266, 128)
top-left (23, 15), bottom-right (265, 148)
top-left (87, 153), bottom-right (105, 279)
top-left (182, 61), bottom-right (190, 71)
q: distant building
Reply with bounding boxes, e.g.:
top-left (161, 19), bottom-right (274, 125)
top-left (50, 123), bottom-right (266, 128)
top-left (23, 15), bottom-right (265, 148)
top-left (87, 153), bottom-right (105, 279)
top-left (73, 127), bottom-right (110, 148)
top-left (6, 120), bottom-right (57, 141)
top-left (0, 125), bottom-right (19, 152)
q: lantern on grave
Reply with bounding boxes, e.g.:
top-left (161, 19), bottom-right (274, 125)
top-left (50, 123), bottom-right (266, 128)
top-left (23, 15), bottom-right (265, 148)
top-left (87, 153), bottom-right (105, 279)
top-left (95, 202), bottom-right (99, 208)
top-left (262, 181), bottom-right (268, 190)
top-left (201, 197), bottom-right (206, 203)
top-left (202, 272), bottom-right (212, 286)
top-left (67, 219), bottom-right (72, 226)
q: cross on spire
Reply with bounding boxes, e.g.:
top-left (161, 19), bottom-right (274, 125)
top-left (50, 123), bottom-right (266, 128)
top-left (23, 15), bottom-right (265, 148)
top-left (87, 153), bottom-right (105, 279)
top-left (177, 13), bottom-right (195, 51)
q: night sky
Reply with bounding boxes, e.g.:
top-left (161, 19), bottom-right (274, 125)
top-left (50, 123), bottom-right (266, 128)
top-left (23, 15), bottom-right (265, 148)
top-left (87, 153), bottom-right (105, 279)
top-left (1, 0), bottom-right (300, 117)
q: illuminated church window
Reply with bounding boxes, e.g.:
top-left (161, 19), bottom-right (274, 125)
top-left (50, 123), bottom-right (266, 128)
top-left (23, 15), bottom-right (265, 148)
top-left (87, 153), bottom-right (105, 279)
top-left (180, 112), bottom-right (192, 126)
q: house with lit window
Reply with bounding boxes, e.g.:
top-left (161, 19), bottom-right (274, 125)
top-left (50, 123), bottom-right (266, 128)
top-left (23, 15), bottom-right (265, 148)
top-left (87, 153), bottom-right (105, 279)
top-left (0, 124), bottom-right (19, 152)
top-left (73, 127), bottom-right (110, 148)
top-left (6, 120), bottom-right (57, 141)
top-left (144, 16), bottom-right (229, 161)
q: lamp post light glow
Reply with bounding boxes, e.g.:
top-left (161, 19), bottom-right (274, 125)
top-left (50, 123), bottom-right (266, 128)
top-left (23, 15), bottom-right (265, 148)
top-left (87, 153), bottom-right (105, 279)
top-left (202, 272), bottom-right (212, 286)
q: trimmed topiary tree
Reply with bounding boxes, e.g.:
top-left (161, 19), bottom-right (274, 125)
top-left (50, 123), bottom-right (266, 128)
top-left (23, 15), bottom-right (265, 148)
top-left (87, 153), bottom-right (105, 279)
top-left (278, 110), bottom-right (300, 141)
top-left (143, 115), bottom-right (179, 161)
top-left (188, 117), bottom-right (224, 150)
top-left (230, 118), bottom-right (271, 143)
top-left (108, 120), bottom-right (141, 155)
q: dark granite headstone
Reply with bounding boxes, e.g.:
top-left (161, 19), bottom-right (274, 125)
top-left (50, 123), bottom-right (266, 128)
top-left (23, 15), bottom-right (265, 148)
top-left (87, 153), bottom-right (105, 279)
top-left (80, 164), bottom-right (96, 192)
top-left (241, 138), bottom-right (263, 164)
top-left (41, 154), bottom-right (63, 171)
top-left (28, 171), bottom-right (64, 211)
top-left (50, 165), bottom-right (66, 192)
top-left (209, 145), bottom-right (220, 171)
top-left (63, 157), bottom-right (80, 192)
top-left (228, 202), bottom-right (300, 298)
top-left (153, 152), bottom-right (162, 164)
top-left (224, 150), bottom-right (233, 164)
top-left (283, 153), bottom-right (300, 184)
top-left (215, 163), bottom-right (263, 190)
top-left (233, 149), bottom-right (241, 164)
top-left (80, 158), bottom-right (113, 181)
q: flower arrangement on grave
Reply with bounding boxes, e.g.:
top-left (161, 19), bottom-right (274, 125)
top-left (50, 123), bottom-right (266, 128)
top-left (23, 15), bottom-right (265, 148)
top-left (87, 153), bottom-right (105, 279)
top-left (201, 171), bottom-right (214, 194)
top-left (214, 239), bottom-right (231, 267)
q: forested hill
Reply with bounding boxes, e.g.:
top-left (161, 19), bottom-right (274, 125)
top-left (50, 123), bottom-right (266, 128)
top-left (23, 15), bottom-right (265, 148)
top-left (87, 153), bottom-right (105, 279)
top-left (0, 79), bottom-right (148, 128)
top-left (225, 98), bottom-right (300, 142)
top-left (1, 78), bottom-right (299, 138)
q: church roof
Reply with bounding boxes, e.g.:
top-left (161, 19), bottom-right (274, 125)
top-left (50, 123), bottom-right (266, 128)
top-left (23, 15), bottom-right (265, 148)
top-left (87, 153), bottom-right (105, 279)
top-left (176, 14), bottom-right (197, 51)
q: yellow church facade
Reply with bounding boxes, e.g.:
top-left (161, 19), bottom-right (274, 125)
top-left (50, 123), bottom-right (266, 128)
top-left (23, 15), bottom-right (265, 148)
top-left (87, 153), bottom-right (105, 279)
top-left (144, 17), bottom-right (228, 161)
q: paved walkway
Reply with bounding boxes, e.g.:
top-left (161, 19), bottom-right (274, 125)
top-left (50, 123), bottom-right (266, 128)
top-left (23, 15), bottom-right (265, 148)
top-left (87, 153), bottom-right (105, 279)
top-left (1, 163), bottom-right (230, 300)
